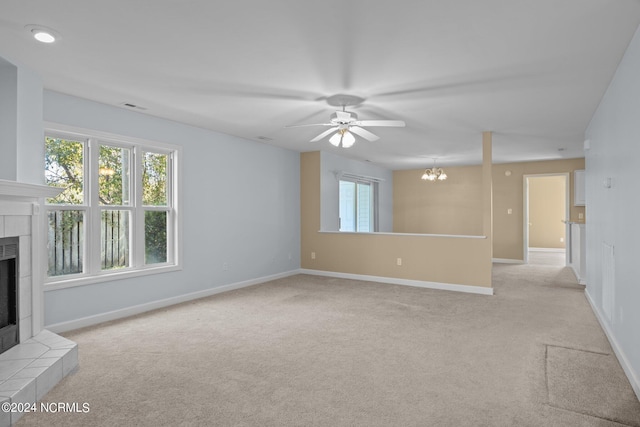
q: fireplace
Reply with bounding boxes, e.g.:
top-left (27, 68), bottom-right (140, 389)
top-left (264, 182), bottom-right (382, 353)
top-left (0, 179), bottom-right (79, 427)
top-left (0, 237), bottom-right (18, 354)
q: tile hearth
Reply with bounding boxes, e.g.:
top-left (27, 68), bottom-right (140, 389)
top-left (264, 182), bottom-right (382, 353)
top-left (0, 330), bottom-right (78, 426)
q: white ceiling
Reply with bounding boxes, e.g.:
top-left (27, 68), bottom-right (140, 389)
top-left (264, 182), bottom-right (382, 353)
top-left (1, 1), bottom-right (640, 169)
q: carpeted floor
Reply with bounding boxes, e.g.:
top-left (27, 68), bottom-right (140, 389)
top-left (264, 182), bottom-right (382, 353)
top-left (527, 250), bottom-right (565, 266)
top-left (16, 263), bottom-right (640, 426)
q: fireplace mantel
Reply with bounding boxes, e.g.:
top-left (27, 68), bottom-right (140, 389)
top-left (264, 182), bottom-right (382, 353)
top-left (0, 179), bottom-right (63, 201)
top-left (0, 179), bottom-right (62, 340)
top-left (0, 179), bottom-right (63, 342)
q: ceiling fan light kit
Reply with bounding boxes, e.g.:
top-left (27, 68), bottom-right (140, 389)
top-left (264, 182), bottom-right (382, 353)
top-left (285, 94), bottom-right (405, 148)
top-left (329, 128), bottom-right (356, 148)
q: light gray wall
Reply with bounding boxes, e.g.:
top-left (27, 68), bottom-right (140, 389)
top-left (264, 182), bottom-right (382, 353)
top-left (319, 151), bottom-right (393, 232)
top-left (0, 55), bottom-right (44, 184)
top-left (43, 91), bottom-right (300, 326)
top-left (16, 66), bottom-right (44, 184)
top-left (585, 25), bottom-right (640, 397)
top-left (0, 57), bottom-right (18, 181)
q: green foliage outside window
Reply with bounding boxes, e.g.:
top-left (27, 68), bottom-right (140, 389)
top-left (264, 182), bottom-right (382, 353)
top-left (99, 145), bottom-right (130, 206)
top-left (45, 137), bottom-right (84, 204)
top-left (143, 152), bottom-right (168, 264)
top-left (143, 152), bottom-right (167, 206)
top-left (45, 137), bottom-right (171, 272)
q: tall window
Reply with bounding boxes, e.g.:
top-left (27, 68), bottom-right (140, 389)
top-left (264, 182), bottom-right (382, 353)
top-left (45, 137), bottom-right (85, 276)
top-left (339, 179), bottom-right (376, 232)
top-left (45, 130), bottom-right (179, 284)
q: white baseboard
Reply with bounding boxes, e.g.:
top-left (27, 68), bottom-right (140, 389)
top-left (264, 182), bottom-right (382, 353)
top-left (528, 247), bottom-right (565, 253)
top-left (493, 258), bottom-right (525, 264)
top-left (47, 267), bottom-right (495, 333)
top-left (585, 289), bottom-right (640, 402)
top-left (300, 269), bottom-right (494, 296)
top-left (569, 265), bottom-right (587, 285)
top-left (46, 269), bottom-right (301, 333)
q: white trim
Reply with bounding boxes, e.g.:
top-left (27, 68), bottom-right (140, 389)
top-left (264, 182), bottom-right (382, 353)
top-left (318, 230), bottom-right (487, 239)
top-left (528, 247), bottom-right (565, 253)
top-left (523, 173), bottom-right (571, 264)
top-left (44, 264), bottom-right (183, 290)
top-left (569, 266), bottom-right (587, 285)
top-left (0, 199), bottom-right (34, 216)
top-left (0, 178), bottom-right (63, 199)
top-left (492, 258), bottom-right (525, 264)
top-left (43, 124), bottom-right (183, 287)
top-left (335, 171), bottom-right (385, 183)
top-left (32, 204), bottom-right (46, 336)
top-left (300, 269), bottom-right (494, 295)
top-left (46, 269), bottom-right (301, 333)
top-left (585, 289), bottom-right (640, 402)
top-left (44, 121), bottom-right (181, 153)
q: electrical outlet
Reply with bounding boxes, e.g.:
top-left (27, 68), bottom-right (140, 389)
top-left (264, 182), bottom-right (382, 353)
top-left (311, 252), bottom-right (316, 260)
top-left (578, 213), bottom-right (584, 220)
top-left (288, 253), bottom-right (292, 260)
top-left (560, 237), bottom-right (564, 243)
top-left (507, 208), bottom-right (512, 215)
top-left (222, 262), bottom-right (228, 271)
top-left (397, 258), bottom-right (402, 266)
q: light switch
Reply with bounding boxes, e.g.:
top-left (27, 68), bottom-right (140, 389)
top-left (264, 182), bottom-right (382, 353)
top-left (507, 208), bottom-right (512, 215)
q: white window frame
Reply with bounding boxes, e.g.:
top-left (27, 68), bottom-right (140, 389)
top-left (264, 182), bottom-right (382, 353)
top-left (43, 123), bottom-right (182, 290)
top-left (338, 178), bottom-right (378, 233)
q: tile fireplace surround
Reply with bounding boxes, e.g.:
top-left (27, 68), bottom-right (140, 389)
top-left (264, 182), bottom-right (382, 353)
top-left (0, 180), bottom-right (78, 426)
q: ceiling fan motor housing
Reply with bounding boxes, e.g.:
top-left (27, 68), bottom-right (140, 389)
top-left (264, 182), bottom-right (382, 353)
top-left (330, 111), bottom-right (357, 125)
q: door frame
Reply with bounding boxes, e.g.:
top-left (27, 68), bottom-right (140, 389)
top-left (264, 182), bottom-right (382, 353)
top-left (522, 173), bottom-right (570, 264)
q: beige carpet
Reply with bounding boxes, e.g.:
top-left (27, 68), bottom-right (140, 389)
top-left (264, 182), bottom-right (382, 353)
top-left (17, 263), bottom-right (640, 426)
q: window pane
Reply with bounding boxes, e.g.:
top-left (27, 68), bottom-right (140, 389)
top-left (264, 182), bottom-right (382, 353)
top-left (357, 183), bottom-right (372, 232)
top-left (143, 152), bottom-right (168, 206)
top-left (45, 137), bottom-right (84, 204)
top-left (339, 180), bottom-right (356, 232)
top-left (47, 210), bottom-right (84, 276)
top-left (101, 210), bottom-right (130, 270)
top-left (99, 145), bottom-right (131, 206)
top-left (145, 211), bottom-right (167, 264)
top-left (339, 180), bottom-right (374, 232)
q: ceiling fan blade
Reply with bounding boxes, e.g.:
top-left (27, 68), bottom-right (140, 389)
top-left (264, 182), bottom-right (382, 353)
top-left (310, 127), bottom-right (339, 142)
top-left (354, 120), bottom-right (405, 127)
top-left (335, 111), bottom-right (352, 121)
top-left (284, 123), bottom-right (333, 128)
top-left (349, 126), bottom-right (379, 142)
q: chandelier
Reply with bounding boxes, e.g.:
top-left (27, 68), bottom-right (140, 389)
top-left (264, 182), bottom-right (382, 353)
top-left (421, 160), bottom-right (447, 182)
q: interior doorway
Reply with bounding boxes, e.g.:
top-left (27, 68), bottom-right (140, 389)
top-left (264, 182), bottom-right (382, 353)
top-left (523, 174), bottom-right (569, 266)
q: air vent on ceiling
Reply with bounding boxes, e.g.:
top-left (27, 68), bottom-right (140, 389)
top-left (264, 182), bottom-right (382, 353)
top-left (256, 136), bottom-right (273, 142)
top-left (119, 102), bottom-right (147, 111)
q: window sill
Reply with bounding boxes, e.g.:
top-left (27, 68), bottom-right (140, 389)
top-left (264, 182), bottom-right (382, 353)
top-left (43, 264), bottom-right (182, 291)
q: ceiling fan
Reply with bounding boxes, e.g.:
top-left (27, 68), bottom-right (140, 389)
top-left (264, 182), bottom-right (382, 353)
top-left (286, 95), bottom-right (405, 148)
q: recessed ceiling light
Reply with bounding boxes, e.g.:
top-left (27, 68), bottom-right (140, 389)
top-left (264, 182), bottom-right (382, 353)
top-left (25, 25), bottom-right (59, 44)
top-left (33, 30), bottom-right (55, 43)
